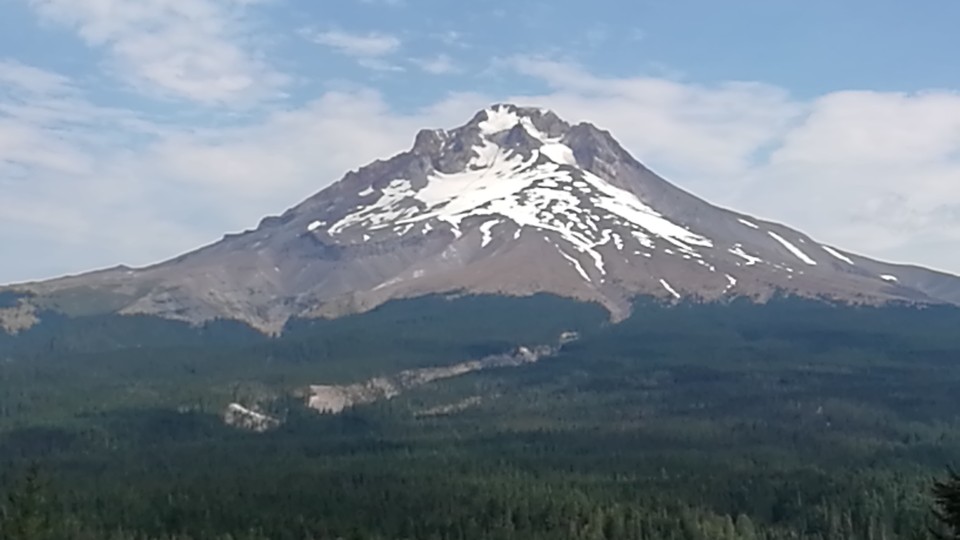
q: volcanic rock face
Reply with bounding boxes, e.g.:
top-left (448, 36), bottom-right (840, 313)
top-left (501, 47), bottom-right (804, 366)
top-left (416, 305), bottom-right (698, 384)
top-left (5, 104), bottom-right (960, 333)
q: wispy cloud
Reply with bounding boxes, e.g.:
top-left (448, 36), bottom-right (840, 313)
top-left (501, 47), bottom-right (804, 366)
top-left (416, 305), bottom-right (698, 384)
top-left (506, 55), bottom-right (802, 178)
top-left (26, 0), bottom-right (287, 106)
top-left (503, 56), bottom-right (960, 271)
top-left (412, 54), bottom-right (460, 75)
top-left (0, 59), bottom-right (482, 282)
top-left (310, 30), bottom-right (401, 57)
top-left (0, 59), bottom-right (73, 94)
top-left (0, 60), bottom-right (191, 280)
top-left (435, 30), bottom-right (467, 48)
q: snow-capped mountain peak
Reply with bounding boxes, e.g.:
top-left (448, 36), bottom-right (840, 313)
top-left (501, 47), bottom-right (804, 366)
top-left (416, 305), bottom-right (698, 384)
top-left (6, 104), bottom-right (960, 334)
top-left (324, 105), bottom-right (713, 283)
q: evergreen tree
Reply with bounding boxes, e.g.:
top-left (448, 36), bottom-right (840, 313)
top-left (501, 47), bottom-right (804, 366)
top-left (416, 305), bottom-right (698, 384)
top-left (0, 465), bottom-right (51, 540)
top-left (933, 470), bottom-right (960, 540)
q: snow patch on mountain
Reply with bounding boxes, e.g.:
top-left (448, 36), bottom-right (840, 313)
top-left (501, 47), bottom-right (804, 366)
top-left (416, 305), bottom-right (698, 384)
top-left (330, 178), bottom-right (417, 234)
top-left (612, 233), bottom-right (624, 251)
top-left (768, 232), bottom-right (817, 266)
top-left (660, 279), bottom-right (681, 299)
top-left (326, 120), bottom-right (716, 284)
top-left (822, 245), bottom-right (855, 265)
top-left (557, 247), bottom-right (591, 282)
top-left (479, 105), bottom-right (522, 135)
top-left (725, 274), bottom-right (737, 291)
top-left (541, 143), bottom-right (577, 165)
top-left (480, 219), bottom-right (499, 248)
top-left (729, 244), bottom-right (763, 266)
top-left (470, 139), bottom-right (500, 168)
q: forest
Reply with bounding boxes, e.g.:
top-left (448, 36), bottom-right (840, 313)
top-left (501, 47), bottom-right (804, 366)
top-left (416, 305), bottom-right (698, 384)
top-left (1, 294), bottom-right (960, 539)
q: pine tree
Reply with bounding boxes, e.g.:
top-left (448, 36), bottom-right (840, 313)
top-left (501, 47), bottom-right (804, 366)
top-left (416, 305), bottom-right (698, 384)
top-left (0, 465), bottom-right (51, 540)
top-left (932, 469), bottom-right (960, 540)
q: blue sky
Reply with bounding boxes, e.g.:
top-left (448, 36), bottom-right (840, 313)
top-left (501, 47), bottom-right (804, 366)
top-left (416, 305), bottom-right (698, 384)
top-left (1, 0), bottom-right (959, 283)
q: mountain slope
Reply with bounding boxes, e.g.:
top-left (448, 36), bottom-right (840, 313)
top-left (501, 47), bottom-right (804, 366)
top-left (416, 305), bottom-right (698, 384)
top-left (4, 104), bottom-right (960, 334)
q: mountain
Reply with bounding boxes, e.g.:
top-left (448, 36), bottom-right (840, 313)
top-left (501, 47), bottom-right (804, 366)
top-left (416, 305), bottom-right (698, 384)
top-left (4, 103), bottom-right (960, 334)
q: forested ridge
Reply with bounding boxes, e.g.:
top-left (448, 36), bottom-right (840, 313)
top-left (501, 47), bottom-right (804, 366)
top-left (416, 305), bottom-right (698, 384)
top-left (2, 295), bottom-right (960, 539)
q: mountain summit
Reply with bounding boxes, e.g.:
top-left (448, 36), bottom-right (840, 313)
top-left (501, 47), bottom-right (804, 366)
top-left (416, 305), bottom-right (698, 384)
top-left (5, 104), bottom-right (960, 333)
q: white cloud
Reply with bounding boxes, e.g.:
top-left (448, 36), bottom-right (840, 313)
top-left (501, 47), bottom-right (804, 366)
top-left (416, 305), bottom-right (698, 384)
top-left (505, 56), bottom-right (802, 180)
top-left (0, 61), bottom-right (485, 282)
top-left (26, 0), bottom-right (287, 105)
top-left (0, 60), bottom-right (203, 280)
top-left (582, 25), bottom-right (609, 48)
top-left (501, 57), bottom-right (960, 272)
top-left (412, 54), bottom-right (460, 75)
top-left (356, 58), bottom-right (406, 72)
top-left (310, 30), bottom-right (401, 57)
top-left (743, 90), bottom-right (960, 266)
top-left (436, 30), bottom-right (466, 47)
top-left (0, 59), bottom-right (73, 94)
top-left (772, 90), bottom-right (960, 166)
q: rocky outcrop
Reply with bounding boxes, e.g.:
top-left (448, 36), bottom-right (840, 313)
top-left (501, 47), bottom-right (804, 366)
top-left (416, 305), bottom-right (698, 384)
top-left (0, 301), bottom-right (38, 335)
top-left (223, 403), bottom-right (281, 433)
top-left (307, 345), bottom-right (551, 414)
